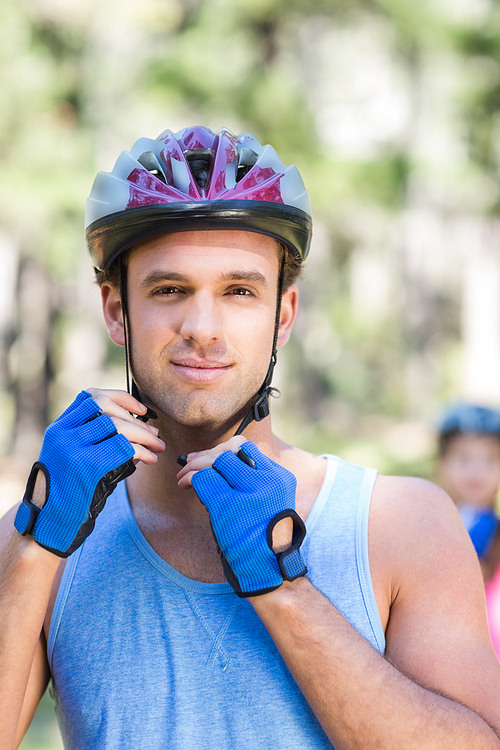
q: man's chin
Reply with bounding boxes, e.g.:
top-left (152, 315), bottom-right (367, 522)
top-left (135, 381), bottom-right (262, 432)
top-left (151, 400), bottom-right (246, 432)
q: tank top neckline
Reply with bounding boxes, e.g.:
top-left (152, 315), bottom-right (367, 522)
top-left (121, 454), bottom-right (338, 596)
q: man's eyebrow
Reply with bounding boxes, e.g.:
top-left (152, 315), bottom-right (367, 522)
top-left (139, 271), bottom-right (189, 288)
top-left (218, 271), bottom-right (268, 286)
top-left (139, 270), bottom-right (268, 287)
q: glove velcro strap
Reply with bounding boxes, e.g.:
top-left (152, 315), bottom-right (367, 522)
top-left (267, 509), bottom-right (308, 582)
top-left (14, 501), bottom-right (40, 537)
top-left (14, 462), bottom-right (49, 537)
top-left (217, 509), bottom-right (307, 599)
top-left (277, 547), bottom-right (307, 580)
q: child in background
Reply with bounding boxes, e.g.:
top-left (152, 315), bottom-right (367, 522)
top-left (437, 404), bottom-right (500, 658)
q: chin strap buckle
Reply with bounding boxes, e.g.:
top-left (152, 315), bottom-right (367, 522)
top-left (253, 390), bottom-right (271, 422)
top-left (235, 386), bottom-right (280, 436)
top-left (253, 387), bottom-right (280, 422)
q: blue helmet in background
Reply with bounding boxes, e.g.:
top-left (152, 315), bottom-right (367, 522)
top-left (437, 404), bottom-right (500, 444)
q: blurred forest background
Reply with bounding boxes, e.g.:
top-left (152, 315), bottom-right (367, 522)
top-left (2, 0), bottom-right (500, 746)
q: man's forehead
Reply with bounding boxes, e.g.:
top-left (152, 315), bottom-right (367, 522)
top-left (128, 229), bottom-right (281, 277)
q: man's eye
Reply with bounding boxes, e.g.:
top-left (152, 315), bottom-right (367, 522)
top-left (229, 288), bottom-right (253, 296)
top-left (153, 286), bottom-right (180, 296)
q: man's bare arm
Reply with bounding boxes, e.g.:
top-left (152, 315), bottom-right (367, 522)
top-left (0, 388), bottom-right (165, 749)
top-left (251, 578), bottom-right (499, 749)
top-left (0, 502), bottom-right (61, 750)
top-left (250, 477), bottom-right (500, 749)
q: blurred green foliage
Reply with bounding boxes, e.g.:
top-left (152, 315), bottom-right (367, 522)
top-left (2, 0), bottom-right (498, 451)
top-left (3, 1), bottom-right (500, 739)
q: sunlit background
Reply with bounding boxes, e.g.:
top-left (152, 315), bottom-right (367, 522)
top-left (2, 0), bottom-right (500, 746)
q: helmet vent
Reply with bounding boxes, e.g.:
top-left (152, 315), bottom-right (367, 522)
top-left (183, 148), bottom-right (213, 189)
top-left (137, 151), bottom-right (167, 185)
top-left (236, 148), bottom-right (258, 183)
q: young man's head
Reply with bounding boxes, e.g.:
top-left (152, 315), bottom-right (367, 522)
top-left (85, 125), bottom-right (312, 436)
top-left (100, 229), bottom-right (299, 432)
top-left (437, 404), bottom-right (500, 510)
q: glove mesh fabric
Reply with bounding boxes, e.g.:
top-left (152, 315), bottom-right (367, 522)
top-left (192, 441), bottom-right (307, 596)
top-left (15, 391), bottom-right (135, 556)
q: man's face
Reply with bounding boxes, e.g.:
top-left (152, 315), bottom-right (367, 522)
top-left (111, 230), bottom-right (294, 430)
top-left (438, 433), bottom-right (500, 508)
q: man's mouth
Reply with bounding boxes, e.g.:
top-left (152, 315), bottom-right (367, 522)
top-left (171, 358), bottom-right (231, 383)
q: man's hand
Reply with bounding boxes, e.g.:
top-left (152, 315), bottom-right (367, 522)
top-left (177, 437), bottom-right (307, 597)
top-left (86, 388), bottom-right (165, 466)
top-left (177, 436), bottom-right (294, 552)
top-left (14, 389), bottom-right (165, 558)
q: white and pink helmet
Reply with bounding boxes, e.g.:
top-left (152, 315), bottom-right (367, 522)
top-left (86, 126), bottom-right (312, 270)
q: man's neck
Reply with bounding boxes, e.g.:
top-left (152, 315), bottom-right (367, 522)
top-left (126, 412), bottom-right (283, 518)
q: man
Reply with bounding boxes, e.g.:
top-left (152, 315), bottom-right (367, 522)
top-left (1, 126), bottom-right (500, 750)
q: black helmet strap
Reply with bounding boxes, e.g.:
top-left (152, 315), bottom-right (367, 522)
top-left (118, 251), bottom-right (285, 434)
top-left (119, 257), bottom-right (155, 422)
top-left (119, 256), bottom-right (131, 396)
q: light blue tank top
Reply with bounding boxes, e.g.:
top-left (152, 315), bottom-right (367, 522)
top-left (48, 455), bottom-right (384, 749)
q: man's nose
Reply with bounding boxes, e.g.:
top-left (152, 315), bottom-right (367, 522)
top-left (180, 292), bottom-right (223, 345)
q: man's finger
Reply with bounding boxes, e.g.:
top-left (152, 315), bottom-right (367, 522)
top-left (186, 435), bottom-right (247, 461)
top-left (86, 387), bottom-right (148, 417)
top-left (110, 417), bottom-right (164, 452)
top-left (177, 436), bottom-right (248, 487)
top-left (131, 443), bottom-right (161, 465)
top-left (177, 454), bottom-right (220, 488)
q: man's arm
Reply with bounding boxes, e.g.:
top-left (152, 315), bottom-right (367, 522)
top-left (182, 441), bottom-right (500, 749)
top-left (249, 476), bottom-right (500, 749)
top-left (0, 506), bottom-right (60, 750)
top-left (0, 389), bottom-right (164, 750)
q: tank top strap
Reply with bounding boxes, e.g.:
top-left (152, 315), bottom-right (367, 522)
top-left (303, 455), bottom-right (385, 653)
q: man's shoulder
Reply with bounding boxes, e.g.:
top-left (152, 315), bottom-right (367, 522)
top-left (372, 473), bottom-right (460, 532)
top-left (370, 473), bottom-right (479, 594)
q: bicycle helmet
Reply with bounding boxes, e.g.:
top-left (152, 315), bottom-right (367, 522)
top-left (85, 126), bottom-right (313, 436)
top-left (438, 404), bottom-right (500, 440)
top-left (86, 126), bottom-right (312, 271)
top-left (437, 403), bottom-right (500, 455)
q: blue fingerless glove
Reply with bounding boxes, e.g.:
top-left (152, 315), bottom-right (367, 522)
top-left (459, 506), bottom-right (499, 558)
top-left (14, 390), bottom-right (135, 557)
top-left (191, 441), bottom-right (307, 597)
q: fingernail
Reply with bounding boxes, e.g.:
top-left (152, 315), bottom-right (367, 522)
top-left (148, 425), bottom-right (159, 435)
top-left (187, 452), bottom-right (199, 459)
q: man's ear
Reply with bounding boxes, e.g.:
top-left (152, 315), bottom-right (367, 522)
top-left (277, 285), bottom-right (299, 348)
top-left (101, 284), bottom-right (125, 347)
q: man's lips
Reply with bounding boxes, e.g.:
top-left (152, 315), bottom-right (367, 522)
top-left (171, 359), bottom-right (231, 383)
